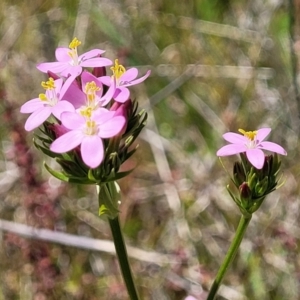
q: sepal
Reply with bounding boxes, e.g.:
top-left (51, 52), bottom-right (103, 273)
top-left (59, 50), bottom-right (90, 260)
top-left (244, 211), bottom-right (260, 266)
top-left (225, 153), bottom-right (285, 215)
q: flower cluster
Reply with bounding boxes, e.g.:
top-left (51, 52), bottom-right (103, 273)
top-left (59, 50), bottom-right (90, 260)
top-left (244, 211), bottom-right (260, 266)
top-left (20, 38), bottom-right (150, 183)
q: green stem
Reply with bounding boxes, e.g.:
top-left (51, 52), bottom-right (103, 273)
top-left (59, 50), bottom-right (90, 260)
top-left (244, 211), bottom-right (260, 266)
top-left (108, 216), bottom-right (140, 300)
top-left (206, 214), bottom-right (252, 300)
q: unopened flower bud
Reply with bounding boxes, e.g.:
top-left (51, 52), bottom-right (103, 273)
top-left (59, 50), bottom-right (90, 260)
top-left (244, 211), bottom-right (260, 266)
top-left (239, 182), bottom-right (252, 210)
top-left (92, 66), bottom-right (106, 77)
top-left (233, 161), bottom-right (246, 186)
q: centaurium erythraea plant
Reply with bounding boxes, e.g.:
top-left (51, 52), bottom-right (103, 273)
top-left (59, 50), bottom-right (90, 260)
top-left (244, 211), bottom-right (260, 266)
top-left (21, 38), bottom-right (150, 300)
top-left (205, 129), bottom-right (287, 300)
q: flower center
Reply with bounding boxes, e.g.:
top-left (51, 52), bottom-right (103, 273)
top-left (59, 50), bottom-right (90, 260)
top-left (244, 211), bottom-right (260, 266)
top-left (110, 59), bottom-right (126, 79)
top-left (68, 37), bottom-right (81, 66)
top-left (239, 129), bottom-right (257, 141)
top-left (239, 128), bottom-right (257, 149)
top-left (39, 78), bottom-right (58, 106)
top-left (84, 81), bottom-right (101, 106)
top-left (80, 106), bottom-right (93, 119)
top-left (84, 119), bottom-right (98, 135)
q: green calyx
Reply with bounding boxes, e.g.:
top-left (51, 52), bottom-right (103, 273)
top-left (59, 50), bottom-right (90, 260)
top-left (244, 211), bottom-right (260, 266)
top-left (227, 153), bottom-right (284, 216)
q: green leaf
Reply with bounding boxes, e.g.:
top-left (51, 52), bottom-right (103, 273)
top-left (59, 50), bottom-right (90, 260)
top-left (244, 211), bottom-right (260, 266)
top-left (88, 169), bottom-right (98, 182)
top-left (103, 169), bottom-right (134, 182)
top-left (67, 177), bottom-right (95, 184)
top-left (34, 140), bottom-right (61, 159)
top-left (44, 163), bottom-right (70, 182)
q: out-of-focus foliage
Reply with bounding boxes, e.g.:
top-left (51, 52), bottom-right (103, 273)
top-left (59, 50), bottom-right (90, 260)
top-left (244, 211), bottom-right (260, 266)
top-left (0, 0), bottom-right (298, 299)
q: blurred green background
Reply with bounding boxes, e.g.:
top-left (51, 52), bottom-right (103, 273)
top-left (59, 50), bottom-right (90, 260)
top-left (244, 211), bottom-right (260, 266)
top-left (0, 0), bottom-right (299, 299)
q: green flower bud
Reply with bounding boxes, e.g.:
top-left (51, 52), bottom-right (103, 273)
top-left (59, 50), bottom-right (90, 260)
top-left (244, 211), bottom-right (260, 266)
top-left (226, 153), bottom-right (285, 216)
top-left (239, 182), bottom-right (252, 210)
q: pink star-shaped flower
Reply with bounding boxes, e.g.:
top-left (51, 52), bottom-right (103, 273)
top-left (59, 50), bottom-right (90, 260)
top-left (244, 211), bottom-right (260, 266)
top-left (216, 128), bottom-right (287, 169)
top-left (62, 71), bottom-right (116, 109)
top-left (50, 109), bottom-right (125, 168)
top-left (20, 77), bottom-right (75, 131)
top-left (37, 38), bottom-right (112, 78)
top-left (99, 59), bottom-right (151, 103)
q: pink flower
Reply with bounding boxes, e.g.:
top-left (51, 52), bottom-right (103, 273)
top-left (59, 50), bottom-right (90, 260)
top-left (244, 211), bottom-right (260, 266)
top-left (216, 128), bottom-right (287, 169)
top-left (63, 71), bottom-right (116, 109)
top-left (36, 38), bottom-right (112, 78)
top-left (20, 77), bottom-right (75, 131)
top-left (100, 59), bottom-right (151, 103)
top-left (50, 109), bottom-right (126, 168)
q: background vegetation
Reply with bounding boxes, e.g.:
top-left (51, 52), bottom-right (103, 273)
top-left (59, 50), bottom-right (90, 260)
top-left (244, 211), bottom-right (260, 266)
top-left (0, 0), bottom-right (299, 299)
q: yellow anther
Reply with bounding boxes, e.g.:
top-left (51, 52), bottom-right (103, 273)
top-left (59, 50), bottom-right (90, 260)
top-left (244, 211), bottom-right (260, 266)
top-left (110, 59), bottom-right (126, 78)
top-left (85, 120), bottom-right (97, 135)
top-left (84, 81), bottom-right (100, 105)
top-left (39, 93), bottom-right (47, 101)
top-left (85, 81), bottom-right (100, 94)
top-left (239, 129), bottom-right (257, 141)
top-left (80, 107), bottom-right (93, 119)
top-left (69, 37), bottom-right (81, 49)
top-left (86, 120), bottom-right (95, 128)
top-left (41, 78), bottom-right (55, 90)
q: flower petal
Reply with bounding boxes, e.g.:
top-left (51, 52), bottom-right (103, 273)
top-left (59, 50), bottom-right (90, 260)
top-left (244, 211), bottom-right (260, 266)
top-left (120, 68), bottom-right (138, 83)
top-left (122, 70), bottom-right (151, 86)
top-left (81, 135), bottom-right (104, 168)
top-left (246, 148), bottom-right (265, 169)
top-left (36, 62), bottom-right (69, 74)
top-left (93, 108), bottom-right (115, 124)
top-left (80, 57), bottom-right (112, 68)
top-left (79, 49), bottom-right (105, 61)
top-left (24, 107), bottom-right (52, 131)
top-left (259, 141), bottom-right (287, 155)
top-left (81, 71), bottom-right (103, 92)
top-left (216, 144), bottom-right (247, 156)
top-left (98, 76), bottom-right (112, 86)
top-left (114, 87), bottom-right (130, 103)
top-left (55, 48), bottom-right (71, 62)
top-left (50, 130), bottom-right (83, 153)
top-left (54, 78), bottom-right (63, 94)
top-left (61, 80), bottom-right (85, 108)
top-left (98, 116), bottom-right (126, 138)
top-left (20, 98), bottom-right (44, 113)
top-left (222, 132), bottom-right (247, 144)
top-left (60, 65), bottom-right (82, 77)
top-left (52, 100), bottom-right (75, 120)
top-left (98, 79), bottom-right (115, 106)
top-left (256, 128), bottom-right (271, 142)
top-left (59, 75), bottom-right (77, 99)
top-left (61, 111), bottom-right (85, 130)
